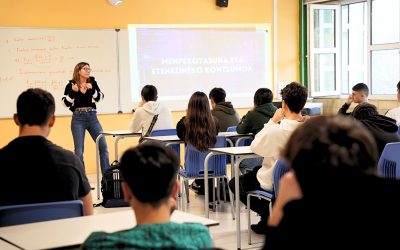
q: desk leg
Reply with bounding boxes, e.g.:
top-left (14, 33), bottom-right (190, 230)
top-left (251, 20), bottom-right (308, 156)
top-left (225, 139), bottom-right (235, 179)
top-left (95, 134), bottom-right (105, 200)
top-left (115, 136), bottom-right (123, 161)
top-left (204, 152), bottom-right (214, 218)
top-left (235, 155), bottom-right (242, 249)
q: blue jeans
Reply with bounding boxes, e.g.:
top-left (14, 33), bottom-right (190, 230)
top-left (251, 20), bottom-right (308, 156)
top-left (71, 110), bottom-right (110, 175)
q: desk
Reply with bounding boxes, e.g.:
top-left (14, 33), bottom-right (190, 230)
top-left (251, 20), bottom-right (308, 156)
top-left (217, 131), bottom-right (253, 147)
top-left (95, 130), bottom-right (141, 199)
top-left (0, 239), bottom-right (20, 250)
top-left (143, 135), bottom-right (182, 146)
top-left (204, 146), bottom-right (259, 250)
top-left (0, 209), bottom-right (218, 250)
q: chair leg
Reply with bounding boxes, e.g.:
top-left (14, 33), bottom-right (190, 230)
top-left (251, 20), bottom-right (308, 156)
top-left (211, 179), bottom-right (216, 212)
top-left (221, 177), bottom-right (227, 202)
top-left (226, 176), bottom-right (235, 220)
top-left (184, 180), bottom-right (190, 203)
top-left (216, 178), bottom-right (221, 204)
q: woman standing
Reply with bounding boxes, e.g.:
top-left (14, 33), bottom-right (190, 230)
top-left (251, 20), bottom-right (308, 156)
top-left (62, 62), bottom-right (110, 175)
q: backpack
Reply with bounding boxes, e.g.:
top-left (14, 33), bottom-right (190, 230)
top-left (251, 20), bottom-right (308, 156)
top-left (98, 160), bottom-right (130, 208)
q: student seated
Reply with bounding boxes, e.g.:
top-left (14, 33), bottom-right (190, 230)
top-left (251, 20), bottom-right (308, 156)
top-left (264, 115), bottom-right (400, 249)
top-left (337, 82), bottom-right (369, 115)
top-left (0, 88), bottom-right (93, 215)
top-left (351, 102), bottom-right (400, 156)
top-left (236, 88), bottom-right (278, 172)
top-left (209, 87), bottom-right (240, 132)
top-left (229, 82), bottom-right (308, 234)
top-left (128, 84), bottom-right (174, 135)
top-left (82, 142), bottom-right (213, 250)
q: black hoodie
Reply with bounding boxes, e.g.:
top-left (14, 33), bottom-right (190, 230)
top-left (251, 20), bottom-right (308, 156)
top-left (359, 115), bottom-right (400, 156)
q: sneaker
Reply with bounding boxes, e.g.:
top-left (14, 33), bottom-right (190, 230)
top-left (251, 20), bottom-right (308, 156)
top-left (250, 219), bottom-right (267, 235)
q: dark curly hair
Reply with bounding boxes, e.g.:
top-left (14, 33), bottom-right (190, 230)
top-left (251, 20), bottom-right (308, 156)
top-left (280, 82), bottom-right (307, 113)
top-left (282, 115), bottom-right (378, 196)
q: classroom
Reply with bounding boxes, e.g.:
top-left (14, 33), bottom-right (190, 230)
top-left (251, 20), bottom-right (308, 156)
top-left (0, 0), bottom-right (399, 249)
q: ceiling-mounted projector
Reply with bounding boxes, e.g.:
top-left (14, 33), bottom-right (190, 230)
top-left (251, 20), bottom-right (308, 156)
top-left (108, 0), bottom-right (123, 6)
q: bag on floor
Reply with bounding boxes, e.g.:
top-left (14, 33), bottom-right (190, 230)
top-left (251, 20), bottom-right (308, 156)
top-left (98, 160), bottom-right (129, 208)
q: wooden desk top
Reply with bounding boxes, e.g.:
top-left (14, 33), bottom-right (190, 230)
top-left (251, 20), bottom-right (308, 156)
top-left (209, 146), bottom-right (256, 156)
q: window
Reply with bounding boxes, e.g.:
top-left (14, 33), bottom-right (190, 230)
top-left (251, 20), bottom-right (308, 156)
top-left (309, 5), bottom-right (340, 96)
top-left (308, 0), bottom-right (400, 97)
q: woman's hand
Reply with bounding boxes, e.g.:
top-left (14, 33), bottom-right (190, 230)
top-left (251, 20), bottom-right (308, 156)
top-left (72, 84), bottom-right (79, 92)
top-left (86, 83), bottom-right (92, 89)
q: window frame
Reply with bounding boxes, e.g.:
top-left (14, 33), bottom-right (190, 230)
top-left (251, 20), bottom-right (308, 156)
top-left (307, 0), bottom-right (400, 99)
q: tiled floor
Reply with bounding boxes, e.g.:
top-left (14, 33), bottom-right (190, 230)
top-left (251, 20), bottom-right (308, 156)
top-left (88, 174), bottom-right (265, 250)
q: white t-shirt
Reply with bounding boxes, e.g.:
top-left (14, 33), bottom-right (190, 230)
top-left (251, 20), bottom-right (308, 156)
top-left (251, 118), bottom-right (303, 191)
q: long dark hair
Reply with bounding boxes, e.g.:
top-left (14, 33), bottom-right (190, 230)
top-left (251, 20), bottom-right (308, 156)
top-left (184, 91), bottom-right (216, 151)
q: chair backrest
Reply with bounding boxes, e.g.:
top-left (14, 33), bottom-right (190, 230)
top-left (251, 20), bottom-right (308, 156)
top-left (226, 126), bottom-right (252, 146)
top-left (139, 114), bottom-right (159, 143)
top-left (226, 126), bottom-right (237, 132)
top-left (397, 126), bottom-right (400, 136)
top-left (378, 142), bottom-right (400, 179)
top-left (149, 128), bottom-right (180, 158)
top-left (272, 159), bottom-right (290, 197)
top-left (184, 136), bottom-right (227, 178)
top-left (0, 200), bottom-right (84, 227)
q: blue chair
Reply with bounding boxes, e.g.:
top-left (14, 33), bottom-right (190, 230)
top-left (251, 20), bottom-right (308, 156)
top-left (0, 200), bottom-right (84, 227)
top-left (378, 142), bottom-right (400, 179)
top-left (226, 126), bottom-right (253, 146)
top-left (178, 136), bottom-right (234, 217)
top-left (149, 129), bottom-right (180, 159)
top-left (247, 159), bottom-right (290, 244)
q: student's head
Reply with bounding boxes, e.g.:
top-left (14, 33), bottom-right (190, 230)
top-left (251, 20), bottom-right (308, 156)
top-left (15, 88), bottom-right (55, 127)
top-left (72, 62), bottom-right (91, 84)
top-left (141, 85), bottom-right (158, 102)
top-left (281, 82), bottom-right (308, 114)
top-left (209, 88), bottom-right (226, 106)
top-left (120, 142), bottom-right (179, 208)
top-left (282, 115), bottom-right (378, 196)
top-left (185, 91), bottom-right (216, 151)
top-left (396, 81), bottom-right (400, 101)
top-left (351, 83), bottom-right (369, 103)
top-left (351, 103), bottom-right (379, 120)
top-left (254, 88), bottom-right (273, 107)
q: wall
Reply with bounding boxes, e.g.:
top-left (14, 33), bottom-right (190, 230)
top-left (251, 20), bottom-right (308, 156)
top-left (314, 98), bottom-right (399, 115)
top-left (0, 0), bottom-right (299, 174)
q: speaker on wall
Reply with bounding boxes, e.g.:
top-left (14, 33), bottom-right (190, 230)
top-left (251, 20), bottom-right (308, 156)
top-left (216, 0), bottom-right (228, 7)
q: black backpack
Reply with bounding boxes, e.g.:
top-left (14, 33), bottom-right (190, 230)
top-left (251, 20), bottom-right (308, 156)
top-left (98, 160), bottom-right (130, 208)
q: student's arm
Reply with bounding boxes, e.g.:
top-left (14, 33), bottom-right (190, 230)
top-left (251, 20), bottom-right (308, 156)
top-left (268, 171), bottom-right (303, 226)
top-left (80, 192), bottom-right (94, 216)
top-left (128, 109), bottom-right (143, 132)
top-left (338, 95), bottom-right (352, 115)
top-left (236, 112), bottom-right (252, 134)
top-left (250, 119), bottom-right (280, 158)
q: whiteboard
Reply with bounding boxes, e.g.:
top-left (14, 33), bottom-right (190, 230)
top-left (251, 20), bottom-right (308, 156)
top-left (0, 28), bottom-right (128, 118)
